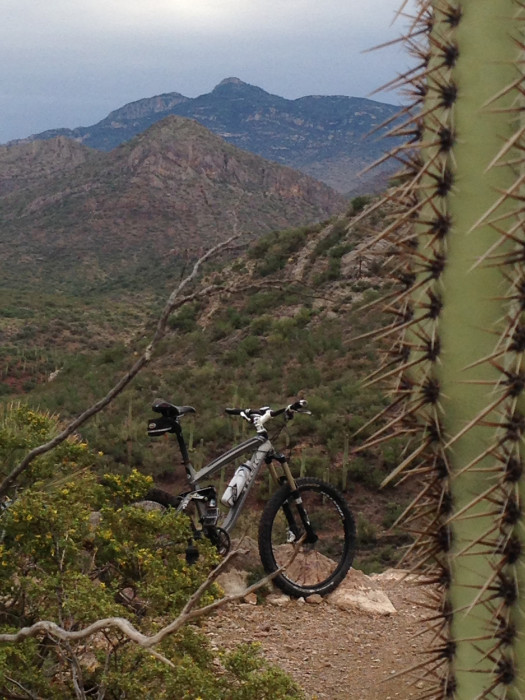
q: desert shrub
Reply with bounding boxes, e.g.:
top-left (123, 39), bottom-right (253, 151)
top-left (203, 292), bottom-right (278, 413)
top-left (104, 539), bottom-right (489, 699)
top-left (223, 346), bottom-right (249, 367)
top-left (0, 406), bottom-right (303, 699)
top-left (355, 545), bottom-right (397, 576)
top-left (168, 301), bottom-right (201, 333)
top-left (350, 195), bottom-right (371, 213)
top-left (356, 513), bottom-right (378, 547)
top-left (249, 315), bottom-right (274, 335)
top-left (345, 455), bottom-right (384, 490)
top-left (254, 362), bottom-right (275, 384)
top-left (98, 343), bottom-right (128, 365)
top-left (0, 403), bottom-right (99, 487)
top-left (382, 502), bottom-right (406, 530)
top-left (239, 334), bottom-right (262, 357)
top-left (209, 318), bottom-right (234, 341)
top-left (330, 242), bottom-right (354, 258)
top-left (244, 289), bottom-right (284, 315)
top-left (311, 219), bottom-right (348, 259)
top-left (248, 226), bottom-right (311, 278)
top-left (223, 643), bottom-right (304, 699)
top-left (285, 366), bottom-right (322, 395)
top-left (381, 438), bottom-right (405, 471)
top-left (312, 258), bottom-right (342, 285)
top-left (299, 453), bottom-right (329, 480)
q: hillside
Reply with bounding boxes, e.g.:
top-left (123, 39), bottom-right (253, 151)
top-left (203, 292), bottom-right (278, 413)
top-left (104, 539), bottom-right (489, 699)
top-left (0, 137), bottom-right (97, 197)
top-left (1, 196), bottom-right (411, 574)
top-left (9, 78), bottom-right (402, 194)
top-left (0, 116), bottom-right (346, 294)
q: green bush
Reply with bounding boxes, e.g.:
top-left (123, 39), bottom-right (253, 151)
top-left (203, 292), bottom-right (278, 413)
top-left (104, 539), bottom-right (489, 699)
top-left (244, 290), bottom-right (285, 315)
top-left (311, 219), bottom-right (348, 259)
top-left (313, 258), bottom-right (341, 285)
top-left (209, 318), bottom-right (234, 341)
top-left (239, 334), bottom-right (262, 357)
top-left (356, 513), bottom-right (378, 547)
top-left (249, 315), bottom-right (274, 335)
top-left (382, 502), bottom-right (406, 530)
top-left (345, 455), bottom-right (384, 490)
top-left (168, 302), bottom-right (201, 333)
top-left (350, 195), bottom-right (371, 213)
top-left (0, 406), bottom-right (304, 699)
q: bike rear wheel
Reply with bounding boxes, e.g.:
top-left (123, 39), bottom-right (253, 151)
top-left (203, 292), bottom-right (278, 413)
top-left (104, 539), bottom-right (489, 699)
top-left (258, 477), bottom-right (356, 598)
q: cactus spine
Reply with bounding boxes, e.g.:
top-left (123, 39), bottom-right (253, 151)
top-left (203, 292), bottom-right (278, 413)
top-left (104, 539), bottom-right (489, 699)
top-left (368, 1), bottom-right (525, 696)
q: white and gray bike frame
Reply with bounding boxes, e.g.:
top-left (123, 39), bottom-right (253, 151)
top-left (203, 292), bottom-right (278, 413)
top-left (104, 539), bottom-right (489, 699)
top-left (147, 400), bottom-right (306, 536)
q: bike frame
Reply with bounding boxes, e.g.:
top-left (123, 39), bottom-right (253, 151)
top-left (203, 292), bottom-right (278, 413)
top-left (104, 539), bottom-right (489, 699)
top-left (172, 424), bottom-right (286, 533)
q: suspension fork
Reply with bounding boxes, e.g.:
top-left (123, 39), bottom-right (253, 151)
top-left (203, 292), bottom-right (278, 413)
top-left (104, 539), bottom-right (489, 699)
top-left (268, 453), bottom-right (318, 545)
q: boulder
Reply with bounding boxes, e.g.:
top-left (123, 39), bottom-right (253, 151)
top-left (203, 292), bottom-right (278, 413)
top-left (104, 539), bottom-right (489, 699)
top-left (226, 536), bottom-right (261, 572)
top-left (328, 569), bottom-right (397, 615)
top-left (216, 568), bottom-right (249, 596)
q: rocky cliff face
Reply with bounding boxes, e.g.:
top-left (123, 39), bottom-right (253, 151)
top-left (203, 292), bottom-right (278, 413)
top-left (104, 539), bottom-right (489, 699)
top-left (9, 79), bottom-right (402, 194)
top-left (0, 116), bottom-right (347, 292)
top-left (0, 137), bottom-right (97, 197)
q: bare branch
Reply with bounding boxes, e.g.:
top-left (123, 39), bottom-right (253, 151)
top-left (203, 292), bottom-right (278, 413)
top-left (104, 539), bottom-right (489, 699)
top-left (0, 234), bottom-right (241, 499)
top-left (0, 539), bottom-right (304, 653)
top-left (4, 676), bottom-right (40, 700)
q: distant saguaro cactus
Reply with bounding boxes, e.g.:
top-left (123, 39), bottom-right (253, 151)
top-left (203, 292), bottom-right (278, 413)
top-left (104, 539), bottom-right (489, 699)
top-left (364, 1), bottom-right (525, 697)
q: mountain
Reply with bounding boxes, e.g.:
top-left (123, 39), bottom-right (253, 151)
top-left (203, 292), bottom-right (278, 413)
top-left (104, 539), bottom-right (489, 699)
top-left (9, 78), bottom-right (401, 194)
top-left (0, 115), bottom-right (347, 293)
top-left (0, 137), bottom-right (97, 198)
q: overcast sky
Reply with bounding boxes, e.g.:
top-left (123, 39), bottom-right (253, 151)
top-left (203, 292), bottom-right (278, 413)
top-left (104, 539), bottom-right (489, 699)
top-left (1, 0), bottom-right (416, 144)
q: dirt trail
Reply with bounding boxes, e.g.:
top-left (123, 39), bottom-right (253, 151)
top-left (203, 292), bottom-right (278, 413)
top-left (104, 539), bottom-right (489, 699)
top-left (204, 570), bottom-right (434, 699)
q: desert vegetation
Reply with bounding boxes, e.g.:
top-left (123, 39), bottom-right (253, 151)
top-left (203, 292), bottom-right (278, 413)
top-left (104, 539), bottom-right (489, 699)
top-left (0, 405), bottom-right (304, 698)
top-left (0, 193), bottom-right (412, 696)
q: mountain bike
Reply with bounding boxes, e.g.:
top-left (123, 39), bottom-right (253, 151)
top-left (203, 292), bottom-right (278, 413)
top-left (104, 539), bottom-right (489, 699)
top-left (144, 397), bottom-right (356, 597)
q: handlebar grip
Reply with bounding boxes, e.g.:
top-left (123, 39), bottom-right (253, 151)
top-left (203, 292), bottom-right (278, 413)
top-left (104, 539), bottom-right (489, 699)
top-left (288, 400), bottom-right (308, 411)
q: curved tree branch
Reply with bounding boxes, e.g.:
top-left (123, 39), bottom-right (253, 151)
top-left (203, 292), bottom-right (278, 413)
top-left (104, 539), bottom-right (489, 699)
top-left (0, 539), bottom-right (304, 652)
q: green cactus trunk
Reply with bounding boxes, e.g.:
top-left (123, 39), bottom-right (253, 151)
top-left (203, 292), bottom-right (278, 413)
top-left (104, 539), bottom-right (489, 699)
top-left (369, 1), bottom-right (525, 696)
top-left (443, 4), bottom-right (522, 695)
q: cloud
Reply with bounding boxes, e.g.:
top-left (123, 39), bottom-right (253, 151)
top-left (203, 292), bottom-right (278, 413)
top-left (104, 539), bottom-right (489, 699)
top-left (5, 0), bottom-right (406, 43)
top-left (0, 0), bottom-right (417, 142)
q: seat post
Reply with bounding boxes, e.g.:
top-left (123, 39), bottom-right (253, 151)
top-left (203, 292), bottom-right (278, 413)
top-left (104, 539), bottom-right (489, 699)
top-left (173, 422), bottom-right (196, 482)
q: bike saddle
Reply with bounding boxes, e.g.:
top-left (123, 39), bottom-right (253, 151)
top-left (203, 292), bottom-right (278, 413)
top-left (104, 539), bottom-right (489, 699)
top-left (152, 399), bottom-right (196, 418)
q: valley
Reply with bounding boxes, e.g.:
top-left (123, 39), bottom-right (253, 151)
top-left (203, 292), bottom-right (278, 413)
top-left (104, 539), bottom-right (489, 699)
top-left (0, 76), bottom-right (414, 577)
top-left (0, 192), bottom-right (408, 574)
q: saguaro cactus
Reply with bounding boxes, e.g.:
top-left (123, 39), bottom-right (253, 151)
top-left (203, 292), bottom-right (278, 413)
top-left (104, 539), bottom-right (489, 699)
top-left (367, 1), bottom-right (525, 697)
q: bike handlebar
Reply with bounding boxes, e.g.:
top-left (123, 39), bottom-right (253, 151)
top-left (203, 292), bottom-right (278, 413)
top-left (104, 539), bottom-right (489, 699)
top-left (225, 400), bottom-right (311, 433)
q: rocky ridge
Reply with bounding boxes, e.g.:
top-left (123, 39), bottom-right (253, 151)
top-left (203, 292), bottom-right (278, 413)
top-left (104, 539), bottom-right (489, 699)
top-left (0, 115), bottom-right (347, 293)
top-left (9, 78), bottom-right (403, 194)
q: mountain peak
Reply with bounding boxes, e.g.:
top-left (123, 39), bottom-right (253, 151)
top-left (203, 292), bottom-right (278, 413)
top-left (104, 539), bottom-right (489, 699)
top-left (211, 77), bottom-right (268, 96)
top-left (8, 81), bottom-right (401, 194)
top-left (216, 77), bottom-right (246, 88)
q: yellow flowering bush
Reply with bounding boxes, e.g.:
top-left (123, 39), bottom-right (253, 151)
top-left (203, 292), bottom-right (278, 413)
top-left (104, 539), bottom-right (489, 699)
top-left (0, 402), bottom-right (100, 487)
top-left (0, 405), bottom-right (304, 699)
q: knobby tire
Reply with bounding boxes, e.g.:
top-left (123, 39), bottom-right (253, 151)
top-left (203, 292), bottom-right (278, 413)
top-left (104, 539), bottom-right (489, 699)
top-left (258, 477), bottom-right (356, 598)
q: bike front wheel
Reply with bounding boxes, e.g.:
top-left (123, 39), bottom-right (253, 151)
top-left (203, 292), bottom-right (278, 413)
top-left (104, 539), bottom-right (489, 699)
top-left (258, 477), bottom-right (356, 598)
